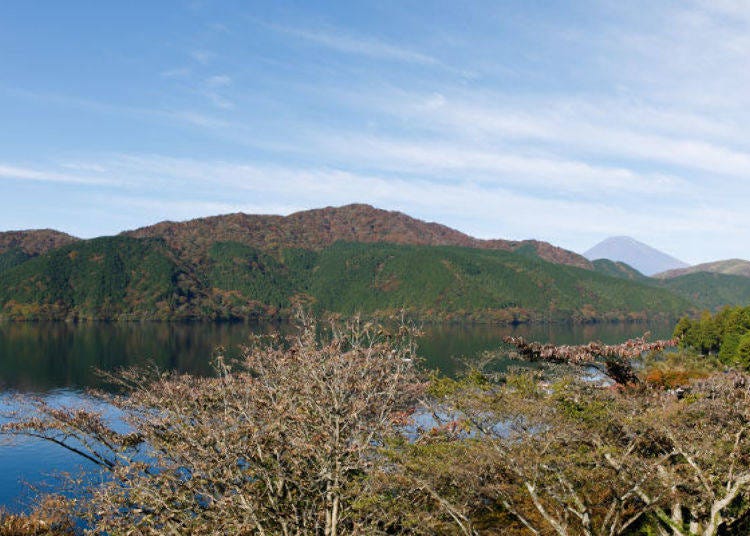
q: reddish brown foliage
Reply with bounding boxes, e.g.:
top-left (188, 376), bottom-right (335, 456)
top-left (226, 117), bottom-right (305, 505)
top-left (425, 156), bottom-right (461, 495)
top-left (503, 333), bottom-right (677, 384)
top-left (0, 230), bottom-right (78, 256)
top-left (125, 203), bottom-right (592, 269)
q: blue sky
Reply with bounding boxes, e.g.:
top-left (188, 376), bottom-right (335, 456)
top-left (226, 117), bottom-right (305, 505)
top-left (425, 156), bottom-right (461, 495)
top-left (1, 1), bottom-right (749, 264)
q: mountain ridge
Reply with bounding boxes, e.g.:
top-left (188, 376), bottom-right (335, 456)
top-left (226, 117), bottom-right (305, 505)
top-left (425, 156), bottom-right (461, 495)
top-left (655, 259), bottom-right (750, 279)
top-left (123, 204), bottom-right (593, 270)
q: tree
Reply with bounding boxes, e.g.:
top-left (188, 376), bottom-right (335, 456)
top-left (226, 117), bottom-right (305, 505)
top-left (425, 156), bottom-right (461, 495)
top-left (3, 314), bottom-right (424, 535)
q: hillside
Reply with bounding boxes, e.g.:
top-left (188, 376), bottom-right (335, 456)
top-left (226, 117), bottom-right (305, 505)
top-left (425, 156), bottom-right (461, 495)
top-left (591, 259), bottom-right (649, 281)
top-left (655, 259), bottom-right (750, 279)
top-left (125, 204), bottom-right (593, 270)
top-left (0, 236), bottom-right (187, 320)
top-left (660, 272), bottom-right (750, 310)
top-left (0, 236), bottom-right (691, 323)
top-left (584, 236), bottom-right (687, 276)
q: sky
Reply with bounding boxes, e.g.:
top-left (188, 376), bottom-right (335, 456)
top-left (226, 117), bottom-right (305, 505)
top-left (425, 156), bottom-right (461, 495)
top-left (1, 1), bottom-right (749, 264)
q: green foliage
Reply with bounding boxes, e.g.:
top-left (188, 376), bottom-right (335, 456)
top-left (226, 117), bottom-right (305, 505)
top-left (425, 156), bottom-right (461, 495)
top-left (0, 237), bottom-right (704, 322)
top-left (0, 247), bottom-right (31, 274)
top-left (207, 242), bottom-right (300, 308)
top-left (305, 242), bottom-right (690, 322)
top-left (737, 332), bottom-right (750, 367)
top-left (676, 306), bottom-right (750, 367)
top-left (661, 272), bottom-right (750, 310)
top-left (0, 236), bottom-right (183, 320)
top-left (591, 258), bottom-right (649, 281)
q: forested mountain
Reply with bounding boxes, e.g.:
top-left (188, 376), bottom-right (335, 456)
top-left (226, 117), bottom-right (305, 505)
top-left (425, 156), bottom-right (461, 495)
top-left (660, 272), bottom-right (750, 310)
top-left (0, 236), bottom-right (691, 322)
top-left (125, 204), bottom-right (593, 270)
top-left (0, 205), bottom-right (748, 323)
top-left (0, 229), bottom-right (80, 276)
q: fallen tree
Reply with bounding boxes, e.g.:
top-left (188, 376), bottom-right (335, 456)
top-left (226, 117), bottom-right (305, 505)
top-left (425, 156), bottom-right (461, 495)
top-left (3, 314), bottom-right (425, 535)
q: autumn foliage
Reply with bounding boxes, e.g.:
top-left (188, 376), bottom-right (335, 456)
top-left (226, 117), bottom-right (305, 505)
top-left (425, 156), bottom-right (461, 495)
top-left (5, 323), bottom-right (750, 535)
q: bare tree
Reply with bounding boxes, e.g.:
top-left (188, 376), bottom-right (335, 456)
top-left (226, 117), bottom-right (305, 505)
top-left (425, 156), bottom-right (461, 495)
top-left (3, 314), bottom-right (424, 535)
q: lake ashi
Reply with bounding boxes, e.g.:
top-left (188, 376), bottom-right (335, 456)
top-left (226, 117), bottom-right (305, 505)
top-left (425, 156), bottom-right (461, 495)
top-left (0, 320), bottom-right (674, 511)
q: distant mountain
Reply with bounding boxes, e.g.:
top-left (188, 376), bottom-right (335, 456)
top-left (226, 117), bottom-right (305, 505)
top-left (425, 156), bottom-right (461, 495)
top-left (655, 259), bottom-right (750, 279)
top-left (583, 236), bottom-right (688, 276)
top-left (125, 204), bottom-right (593, 270)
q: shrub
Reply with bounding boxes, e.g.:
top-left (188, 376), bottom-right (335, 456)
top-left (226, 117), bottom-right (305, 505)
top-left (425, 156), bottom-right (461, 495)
top-left (3, 314), bottom-right (424, 535)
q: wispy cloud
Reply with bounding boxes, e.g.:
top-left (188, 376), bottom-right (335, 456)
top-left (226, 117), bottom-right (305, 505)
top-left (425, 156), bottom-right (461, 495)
top-left (3, 86), bottom-right (236, 131)
top-left (2, 151), bottom-right (748, 262)
top-left (200, 75), bottom-right (234, 109)
top-left (268, 23), bottom-right (439, 65)
top-left (0, 164), bottom-right (115, 185)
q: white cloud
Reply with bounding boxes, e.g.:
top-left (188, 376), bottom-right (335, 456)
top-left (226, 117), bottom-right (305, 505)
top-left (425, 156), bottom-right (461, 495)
top-left (354, 89), bottom-right (750, 180)
top-left (269, 23), bottom-right (439, 65)
top-left (3, 152), bottom-right (749, 263)
top-left (0, 164), bottom-right (115, 185)
top-left (203, 92), bottom-right (234, 109)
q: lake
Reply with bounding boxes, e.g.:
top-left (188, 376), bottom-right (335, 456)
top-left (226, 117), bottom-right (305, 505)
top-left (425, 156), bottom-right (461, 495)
top-left (0, 320), bottom-right (673, 510)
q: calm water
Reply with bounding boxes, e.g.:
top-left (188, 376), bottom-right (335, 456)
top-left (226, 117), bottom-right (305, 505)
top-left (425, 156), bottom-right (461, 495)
top-left (0, 320), bottom-right (672, 510)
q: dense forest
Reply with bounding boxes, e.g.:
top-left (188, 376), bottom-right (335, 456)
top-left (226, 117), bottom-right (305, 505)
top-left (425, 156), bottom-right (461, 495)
top-left (0, 236), bottom-right (700, 323)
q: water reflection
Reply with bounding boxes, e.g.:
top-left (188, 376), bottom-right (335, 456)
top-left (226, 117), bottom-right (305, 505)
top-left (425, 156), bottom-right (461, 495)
top-left (0, 322), bottom-right (278, 392)
top-left (0, 320), bottom-right (674, 510)
top-left (0, 321), bottom-right (674, 392)
top-left (418, 321), bottom-right (673, 376)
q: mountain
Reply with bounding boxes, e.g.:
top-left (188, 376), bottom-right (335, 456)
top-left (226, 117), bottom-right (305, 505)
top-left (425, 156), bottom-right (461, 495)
top-left (0, 236), bottom-right (691, 323)
top-left (125, 204), bottom-right (593, 270)
top-left (2, 205), bottom-right (750, 323)
top-left (583, 236), bottom-right (688, 276)
top-left (655, 259), bottom-right (750, 279)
